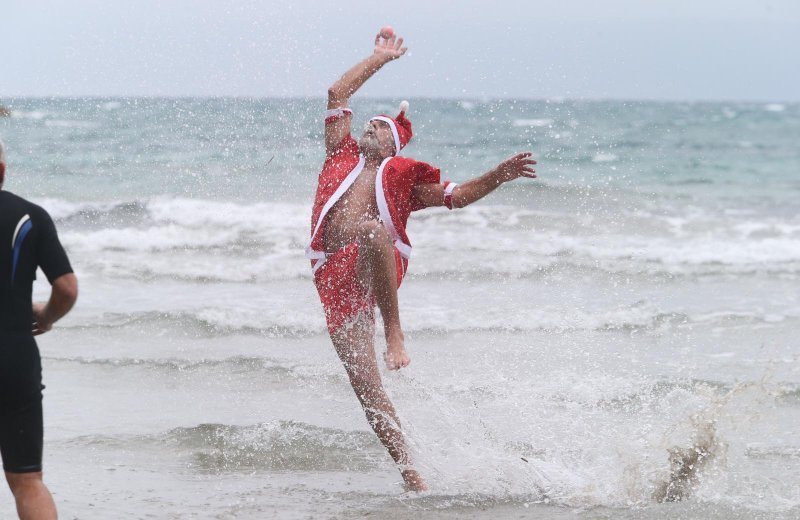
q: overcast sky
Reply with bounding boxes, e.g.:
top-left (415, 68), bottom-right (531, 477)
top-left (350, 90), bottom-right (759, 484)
top-left (3, 0), bottom-right (798, 101)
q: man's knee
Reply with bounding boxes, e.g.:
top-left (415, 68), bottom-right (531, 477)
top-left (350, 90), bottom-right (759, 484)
top-left (5, 471), bottom-right (43, 494)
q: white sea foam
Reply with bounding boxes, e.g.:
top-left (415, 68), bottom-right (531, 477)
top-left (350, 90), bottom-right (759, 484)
top-left (764, 103), bottom-right (786, 112)
top-left (513, 118), bottom-right (553, 127)
top-left (11, 110), bottom-right (51, 120)
top-left (36, 198), bottom-right (104, 220)
top-left (592, 153), bottom-right (618, 163)
top-left (44, 119), bottom-right (100, 129)
top-left (46, 198), bottom-right (800, 284)
top-left (64, 298), bottom-right (798, 337)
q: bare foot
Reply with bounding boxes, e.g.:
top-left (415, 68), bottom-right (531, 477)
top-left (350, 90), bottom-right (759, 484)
top-left (401, 469), bottom-right (428, 492)
top-left (384, 331), bottom-right (410, 370)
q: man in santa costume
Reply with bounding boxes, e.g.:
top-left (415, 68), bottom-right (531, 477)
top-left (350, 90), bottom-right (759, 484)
top-left (307, 29), bottom-right (537, 491)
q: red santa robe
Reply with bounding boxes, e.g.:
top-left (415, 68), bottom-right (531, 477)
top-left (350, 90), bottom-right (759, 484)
top-left (307, 108), bottom-right (441, 333)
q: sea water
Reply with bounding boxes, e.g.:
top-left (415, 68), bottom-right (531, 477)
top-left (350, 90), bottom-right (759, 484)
top-left (0, 98), bottom-right (798, 519)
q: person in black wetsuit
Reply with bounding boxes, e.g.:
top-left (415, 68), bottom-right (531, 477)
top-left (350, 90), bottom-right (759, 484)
top-left (0, 139), bottom-right (78, 520)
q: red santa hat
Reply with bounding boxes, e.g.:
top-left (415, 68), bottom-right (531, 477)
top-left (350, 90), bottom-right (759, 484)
top-left (370, 100), bottom-right (412, 155)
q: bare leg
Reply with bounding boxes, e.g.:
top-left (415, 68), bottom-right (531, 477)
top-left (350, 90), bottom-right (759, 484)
top-left (5, 472), bottom-right (57, 520)
top-left (355, 220), bottom-right (409, 370)
top-left (331, 315), bottom-right (427, 491)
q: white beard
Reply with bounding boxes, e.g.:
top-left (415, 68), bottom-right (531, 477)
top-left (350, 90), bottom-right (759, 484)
top-left (358, 133), bottom-right (381, 154)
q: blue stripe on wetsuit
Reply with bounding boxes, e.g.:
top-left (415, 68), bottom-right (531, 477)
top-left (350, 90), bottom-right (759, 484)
top-left (11, 219), bottom-right (33, 285)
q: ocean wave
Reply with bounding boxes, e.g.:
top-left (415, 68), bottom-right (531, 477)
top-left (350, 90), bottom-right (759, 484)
top-left (61, 305), bottom-right (800, 339)
top-left (49, 354), bottom-right (288, 373)
top-left (46, 354), bottom-right (343, 387)
top-left (47, 199), bottom-right (150, 227)
top-left (62, 309), bottom-right (326, 338)
top-left (764, 103), bottom-right (786, 113)
top-left (591, 153), bottom-right (618, 163)
top-left (44, 119), bottom-right (101, 129)
top-left (10, 109), bottom-right (53, 120)
top-left (513, 118), bottom-right (553, 128)
top-left (34, 198), bottom-right (800, 283)
top-left (61, 306), bottom-right (678, 337)
top-left (63, 421), bottom-right (383, 473)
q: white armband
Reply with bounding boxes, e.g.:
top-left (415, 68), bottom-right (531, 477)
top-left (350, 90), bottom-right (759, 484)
top-left (324, 108), bottom-right (353, 123)
top-left (443, 181), bottom-right (458, 210)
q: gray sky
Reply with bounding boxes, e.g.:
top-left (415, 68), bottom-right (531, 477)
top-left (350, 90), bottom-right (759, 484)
top-left (3, 0), bottom-right (799, 101)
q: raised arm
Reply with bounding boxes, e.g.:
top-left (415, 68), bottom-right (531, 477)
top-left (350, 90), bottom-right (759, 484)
top-left (325, 32), bottom-right (408, 154)
top-left (413, 153), bottom-right (537, 209)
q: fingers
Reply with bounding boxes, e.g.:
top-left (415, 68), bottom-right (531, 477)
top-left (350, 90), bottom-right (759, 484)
top-left (375, 33), bottom-right (381, 46)
top-left (394, 37), bottom-right (404, 51)
top-left (31, 321), bottom-right (51, 336)
top-left (504, 152), bottom-right (535, 166)
top-left (501, 159), bottom-right (536, 170)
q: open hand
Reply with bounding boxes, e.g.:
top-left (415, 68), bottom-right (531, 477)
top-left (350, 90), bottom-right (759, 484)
top-left (492, 152), bottom-right (537, 183)
top-left (374, 33), bottom-right (407, 61)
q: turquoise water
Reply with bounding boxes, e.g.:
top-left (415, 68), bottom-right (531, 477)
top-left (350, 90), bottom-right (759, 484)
top-left (0, 98), bottom-right (799, 519)
top-left (3, 98), bottom-right (798, 205)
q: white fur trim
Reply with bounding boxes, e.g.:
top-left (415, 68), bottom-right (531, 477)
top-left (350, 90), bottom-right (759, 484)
top-left (375, 157), bottom-right (412, 259)
top-left (306, 155), bottom-right (367, 271)
top-left (399, 100), bottom-right (409, 113)
top-left (324, 108), bottom-right (353, 119)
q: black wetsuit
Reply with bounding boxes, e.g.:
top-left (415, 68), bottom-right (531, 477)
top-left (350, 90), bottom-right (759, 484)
top-left (0, 191), bottom-right (72, 473)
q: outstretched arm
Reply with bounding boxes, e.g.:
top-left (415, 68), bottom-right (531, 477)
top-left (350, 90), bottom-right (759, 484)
top-left (413, 152), bottom-right (537, 208)
top-left (326, 32), bottom-right (408, 154)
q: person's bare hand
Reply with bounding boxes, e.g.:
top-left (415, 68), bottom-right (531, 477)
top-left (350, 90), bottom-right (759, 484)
top-left (492, 152), bottom-right (537, 183)
top-left (32, 303), bottom-right (52, 336)
top-left (373, 33), bottom-right (407, 61)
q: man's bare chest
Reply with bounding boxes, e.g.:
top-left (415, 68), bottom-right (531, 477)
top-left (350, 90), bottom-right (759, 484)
top-left (336, 167), bottom-right (378, 212)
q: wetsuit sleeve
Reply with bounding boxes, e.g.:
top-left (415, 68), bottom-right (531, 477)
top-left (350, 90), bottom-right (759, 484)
top-left (34, 208), bottom-right (73, 284)
top-left (409, 161), bottom-right (442, 211)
